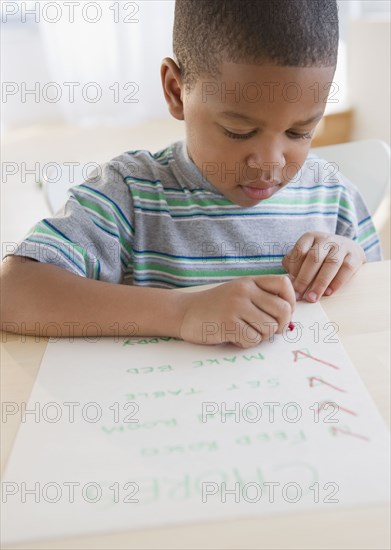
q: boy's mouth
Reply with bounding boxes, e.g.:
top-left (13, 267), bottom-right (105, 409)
top-left (240, 183), bottom-right (281, 201)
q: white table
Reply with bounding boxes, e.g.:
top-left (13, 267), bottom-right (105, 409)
top-left (1, 261), bottom-right (390, 549)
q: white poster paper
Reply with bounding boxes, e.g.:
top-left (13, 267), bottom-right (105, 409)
top-left (2, 302), bottom-right (389, 545)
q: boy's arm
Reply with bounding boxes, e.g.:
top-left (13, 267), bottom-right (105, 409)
top-left (0, 256), bottom-right (187, 339)
top-left (1, 256), bottom-right (295, 348)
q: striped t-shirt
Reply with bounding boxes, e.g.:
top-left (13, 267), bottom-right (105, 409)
top-left (7, 139), bottom-right (382, 288)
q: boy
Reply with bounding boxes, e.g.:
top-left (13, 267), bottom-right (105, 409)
top-left (0, 0), bottom-right (382, 348)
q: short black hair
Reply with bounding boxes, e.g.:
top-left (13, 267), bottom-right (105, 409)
top-left (173, 0), bottom-right (339, 93)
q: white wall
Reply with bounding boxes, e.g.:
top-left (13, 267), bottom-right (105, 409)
top-left (1, 1), bottom-right (175, 132)
top-left (1, 26), bottom-right (63, 131)
top-left (348, 18), bottom-right (390, 144)
top-left (2, 1), bottom-right (390, 142)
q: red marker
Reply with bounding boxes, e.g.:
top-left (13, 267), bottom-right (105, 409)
top-left (288, 322), bottom-right (295, 331)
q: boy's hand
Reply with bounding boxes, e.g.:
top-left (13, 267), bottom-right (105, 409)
top-left (282, 232), bottom-right (366, 302)
top-left (179, 275), bottom-right (295, 348)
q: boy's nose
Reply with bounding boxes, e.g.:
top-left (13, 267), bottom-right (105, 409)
top-left (246, 150), bottom-right (285, 182)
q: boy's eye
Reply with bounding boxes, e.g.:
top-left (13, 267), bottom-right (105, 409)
top-left (223, 129), bottom-right (256, 140)
top-left (223, 128), bottom-right (314, 141)
top-left (287, 131), bottom-right (314, 140)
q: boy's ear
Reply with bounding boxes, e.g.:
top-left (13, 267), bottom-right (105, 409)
top-left (160, 57), bottom-right (185, 121)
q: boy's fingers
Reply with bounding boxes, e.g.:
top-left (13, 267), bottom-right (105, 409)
top-left (225, 311), bottom-right (276, 349)
top-left (323, 253), bottom-right (361, 295)
top-left (291, 238), bottom-right (341, 298)
top-left (233, 322), bottom-right (263, 349)
top-left (253, 275), bottom-right (296, 312)
top-left (303, 252), bottom-right (344, 301)
top-left (292, 251), bottom-right (325, 298)
top-left (282, 249), bottom-right (304, 279)
top-left (250, 291), bottom-right (294, 333)
top-left (282, 234), bottom-right (315, 278)
top-left (234, 310), bottom-right (279, 348)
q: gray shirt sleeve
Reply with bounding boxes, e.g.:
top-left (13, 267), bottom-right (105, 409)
top-left (335, 173), bottom-right (383, 262)
top-left (3, 159), bottom-right (136, 284)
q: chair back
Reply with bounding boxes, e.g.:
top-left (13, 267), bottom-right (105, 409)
top-left (311, 139), bottom-right (390, 216)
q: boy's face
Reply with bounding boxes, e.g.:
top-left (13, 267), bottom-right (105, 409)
top-left (165, 61), bottom-right (335, 207)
